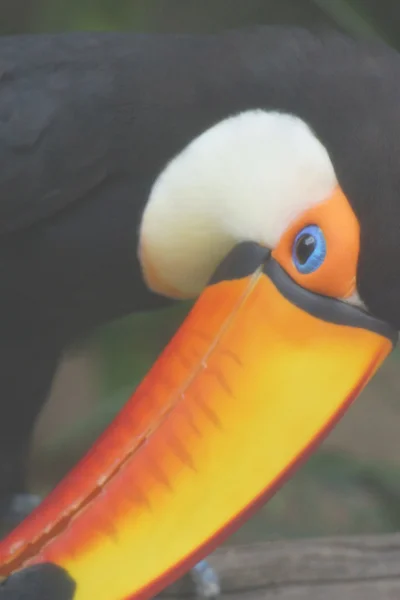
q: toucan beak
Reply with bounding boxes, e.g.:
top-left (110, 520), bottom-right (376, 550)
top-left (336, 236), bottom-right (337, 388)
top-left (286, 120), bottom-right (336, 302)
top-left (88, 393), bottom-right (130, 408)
top-left (0, 243), bottom-right (396, 600)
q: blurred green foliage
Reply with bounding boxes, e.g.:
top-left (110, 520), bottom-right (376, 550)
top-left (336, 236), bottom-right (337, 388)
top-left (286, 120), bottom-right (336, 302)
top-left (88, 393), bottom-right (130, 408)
top-left (3, 0), bottom-right (400, 542)
top-left (2, 0), bottom-right (400, 44)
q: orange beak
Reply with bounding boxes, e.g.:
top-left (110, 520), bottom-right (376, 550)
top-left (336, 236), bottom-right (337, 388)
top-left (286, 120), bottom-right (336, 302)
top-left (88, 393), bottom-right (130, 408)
top-left (0, 243), bottom-right (396, 600)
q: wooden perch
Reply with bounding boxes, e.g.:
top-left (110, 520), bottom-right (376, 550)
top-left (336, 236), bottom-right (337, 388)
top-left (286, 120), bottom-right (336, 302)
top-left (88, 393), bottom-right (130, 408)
top-left (161, 533), bottom-right (400, 599)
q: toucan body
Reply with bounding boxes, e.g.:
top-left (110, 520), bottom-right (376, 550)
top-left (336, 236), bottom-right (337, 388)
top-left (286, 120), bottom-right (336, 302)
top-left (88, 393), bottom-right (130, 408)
top-left (0, 26), bottom-right (400, 599)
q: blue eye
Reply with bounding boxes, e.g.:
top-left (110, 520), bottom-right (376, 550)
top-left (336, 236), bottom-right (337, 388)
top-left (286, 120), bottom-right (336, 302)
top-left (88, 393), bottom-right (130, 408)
top-left (292, 225), bottom-right (326, 274)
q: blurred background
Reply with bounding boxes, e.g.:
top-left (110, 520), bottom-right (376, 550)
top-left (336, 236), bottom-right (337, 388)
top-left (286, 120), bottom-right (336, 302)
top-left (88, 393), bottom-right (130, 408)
top-left (2, 0), bottom-right (400, 545)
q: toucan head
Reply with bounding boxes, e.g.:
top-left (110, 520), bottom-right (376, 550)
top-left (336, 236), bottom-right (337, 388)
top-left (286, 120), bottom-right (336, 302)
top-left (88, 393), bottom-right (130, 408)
top-left (1, 112), bottom-right (398, 599)
top-left (140, 110), bottom-right (362, 301)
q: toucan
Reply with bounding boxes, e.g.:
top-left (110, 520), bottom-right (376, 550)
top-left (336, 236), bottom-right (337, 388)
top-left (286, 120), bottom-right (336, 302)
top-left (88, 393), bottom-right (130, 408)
top-left (0, 25), bottom-right (399, 600)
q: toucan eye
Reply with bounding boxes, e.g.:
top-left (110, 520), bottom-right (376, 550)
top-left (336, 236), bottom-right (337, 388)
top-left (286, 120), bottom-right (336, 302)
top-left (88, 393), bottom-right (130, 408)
top-left (292, 225), bottom-right (326, 274)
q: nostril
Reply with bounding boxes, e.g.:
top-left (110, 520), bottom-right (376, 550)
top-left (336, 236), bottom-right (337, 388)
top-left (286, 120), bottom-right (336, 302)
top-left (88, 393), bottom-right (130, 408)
top-left (208, 242), bottom-right (270, 286)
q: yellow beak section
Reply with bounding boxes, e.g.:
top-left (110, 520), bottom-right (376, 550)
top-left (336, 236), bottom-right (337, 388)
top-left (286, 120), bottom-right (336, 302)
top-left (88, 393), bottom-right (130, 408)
top-left (0, 248), bottom-right (395, 600)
